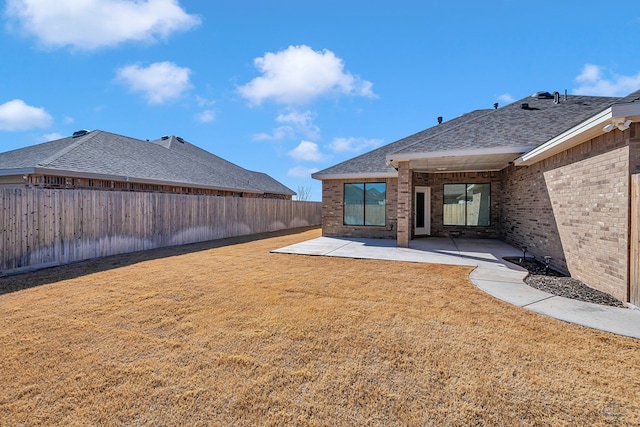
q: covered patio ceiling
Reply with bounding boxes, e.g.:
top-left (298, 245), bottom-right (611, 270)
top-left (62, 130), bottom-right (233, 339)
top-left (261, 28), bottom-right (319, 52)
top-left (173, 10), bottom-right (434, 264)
top-left (386, 146), bottom-right (535, 173)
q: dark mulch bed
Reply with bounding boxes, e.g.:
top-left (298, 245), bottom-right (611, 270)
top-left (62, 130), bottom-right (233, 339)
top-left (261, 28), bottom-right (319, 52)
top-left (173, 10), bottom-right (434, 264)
top-left (504, 257), bottom-right (626, 309)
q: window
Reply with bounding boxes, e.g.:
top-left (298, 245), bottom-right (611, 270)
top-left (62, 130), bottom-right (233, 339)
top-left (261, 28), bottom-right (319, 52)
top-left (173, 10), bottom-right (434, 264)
top-left (443, 183), bottom-right (490, 226)
top-left (344, 183), bottom-right (386, 226)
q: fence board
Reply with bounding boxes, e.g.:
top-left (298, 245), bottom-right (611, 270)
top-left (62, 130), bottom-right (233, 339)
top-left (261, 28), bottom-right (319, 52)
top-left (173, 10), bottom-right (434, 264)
top-left (0, 188), bottom-right (321, 273)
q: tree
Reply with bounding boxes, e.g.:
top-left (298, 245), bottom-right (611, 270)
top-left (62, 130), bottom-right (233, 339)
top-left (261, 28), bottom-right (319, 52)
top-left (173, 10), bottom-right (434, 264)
top-left (296, 185), bottom-right (312, 201)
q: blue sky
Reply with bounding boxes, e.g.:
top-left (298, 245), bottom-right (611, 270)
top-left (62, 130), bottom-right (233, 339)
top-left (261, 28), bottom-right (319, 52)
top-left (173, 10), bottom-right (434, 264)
top-left (1, 1), bottom-right (640, 200)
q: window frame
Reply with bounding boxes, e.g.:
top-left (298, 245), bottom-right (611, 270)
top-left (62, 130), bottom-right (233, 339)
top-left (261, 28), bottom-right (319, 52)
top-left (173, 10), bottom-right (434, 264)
top-left (443, 183), bottom-right (491, 227)
top-left (343, 182), bottom-right (387, 226)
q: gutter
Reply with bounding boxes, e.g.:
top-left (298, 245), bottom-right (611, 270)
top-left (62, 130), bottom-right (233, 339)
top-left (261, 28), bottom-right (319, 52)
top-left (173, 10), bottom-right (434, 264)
top-left (0, 167), bottom-right (35, 177)
top-left (18, 167), bottom-right (265, 195)
top-left (386, 145), bottom-right (536, 169)
top-left (311, 171), bottom-right (398, 180)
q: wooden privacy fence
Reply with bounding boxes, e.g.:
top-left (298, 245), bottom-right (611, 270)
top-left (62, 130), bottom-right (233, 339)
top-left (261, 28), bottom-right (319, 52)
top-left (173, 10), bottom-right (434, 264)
top-left (1, 188), bottom-right (321, 273)
top-left (631, 174), bottom-right (640, 306)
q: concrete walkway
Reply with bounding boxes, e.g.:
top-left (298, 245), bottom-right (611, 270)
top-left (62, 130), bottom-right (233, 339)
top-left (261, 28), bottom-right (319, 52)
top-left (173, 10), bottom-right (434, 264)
top-left (273, 236), bottom-right (640, 340)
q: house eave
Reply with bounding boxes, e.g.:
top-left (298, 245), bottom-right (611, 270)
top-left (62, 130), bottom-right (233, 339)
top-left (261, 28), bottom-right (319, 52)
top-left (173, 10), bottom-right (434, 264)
top-left (516, 103), bottom-right (640, 166)
top-left (311, 171), bottom-right (398, 181)
top-left (386, 145), bottom-right (536, 165)
top-left (412, 168), bottom-right (503, 174)
top-left (385, 146), bottom-right (535, 172)
top-left (24, 167), bottom-right (266, 195)
top-left (0, 167), bottom-right (36, 177)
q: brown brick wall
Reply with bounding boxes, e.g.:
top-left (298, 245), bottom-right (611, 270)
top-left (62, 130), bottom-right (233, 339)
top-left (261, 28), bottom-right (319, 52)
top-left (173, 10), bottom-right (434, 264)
top-left (397, 161), bottom-right (411, 247)
top-left (502, 129), bottom-right (631, 300)
top-left (414, 171), bottom-right (502, 238)
top-left (318, 123), bottom-right (638, 302)
top-left (320, 177), bottom-right (398, 239)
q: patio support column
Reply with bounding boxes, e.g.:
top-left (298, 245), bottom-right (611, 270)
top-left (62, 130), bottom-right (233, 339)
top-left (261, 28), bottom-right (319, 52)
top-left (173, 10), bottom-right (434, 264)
top-left (397, 160), bottom-right (411, 247)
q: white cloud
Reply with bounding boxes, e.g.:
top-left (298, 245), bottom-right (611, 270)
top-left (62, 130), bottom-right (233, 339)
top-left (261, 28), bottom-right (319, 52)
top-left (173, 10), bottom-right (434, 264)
top-left (576, 64), bottom-right (602, 83)
top-left (238, 45), bottom-right (376, 105)
top-left (116, 61), bottom-right (192, 104)
top-left (0, 99), bottom-right (52, 131)
top-left (287, 165), bottom-right (319, 178)
top-left (195, 110), bottom-right (215, 123)
top-left (277, 110), bottom-right (320, 137)
top-left (288, 140), bottom-right (326, 162)
top-left (253, 127), bottom-right (294, 141)
top-left (574, 64), bottom-right (640, 96)
top-left (195, 95), bottom-right (215, 107)
top-left (254, 110), bottom-right (320, 141)
top-left (5, 0), bottom-right (200, 50)
top-left (328, 136), bottom-right (383, 153)
top-left (497, 93), bottom-right (515, 104)
top-left (42, 132), bottom-right (64, 141)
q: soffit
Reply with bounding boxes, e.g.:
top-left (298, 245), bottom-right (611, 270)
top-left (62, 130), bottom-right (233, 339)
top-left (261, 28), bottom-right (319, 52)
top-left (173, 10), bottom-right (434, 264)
top-left (409, 152), bottom-right (524, 173)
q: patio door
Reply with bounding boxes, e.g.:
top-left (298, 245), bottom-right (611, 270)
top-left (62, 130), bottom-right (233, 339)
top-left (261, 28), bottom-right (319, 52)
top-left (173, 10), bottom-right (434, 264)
top-left (414, 186), bottom-right (431, 236)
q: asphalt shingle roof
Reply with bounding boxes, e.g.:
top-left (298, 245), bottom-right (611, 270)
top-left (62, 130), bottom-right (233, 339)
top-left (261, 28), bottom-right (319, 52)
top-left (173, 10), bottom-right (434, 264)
top-left (0, 130), bottom-right (295, 196)
top-left (313, 109), bottom-right (492, 177)
top-left (313, 91), bottom-right (630, 178)
top-left (395, 94), bottom-right (620, 154)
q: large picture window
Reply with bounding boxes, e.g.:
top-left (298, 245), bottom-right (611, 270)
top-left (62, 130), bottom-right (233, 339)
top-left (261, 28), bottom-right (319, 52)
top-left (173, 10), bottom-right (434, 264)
top-left (344, 183), bottom-right (386, 226)
top-left (443, 183), bottom-right (490, 226)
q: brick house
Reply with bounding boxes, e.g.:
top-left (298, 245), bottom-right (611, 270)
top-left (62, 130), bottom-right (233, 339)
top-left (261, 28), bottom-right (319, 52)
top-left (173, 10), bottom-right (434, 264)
top-left (312, 90), bottom-right (640, 305)
top-left (0, 130), bottom-right (295, 199)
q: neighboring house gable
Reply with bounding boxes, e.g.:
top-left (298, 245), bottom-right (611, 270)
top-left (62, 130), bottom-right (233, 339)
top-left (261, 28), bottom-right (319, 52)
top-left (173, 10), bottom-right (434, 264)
top-left (0, 130), bottom-right (295, 199)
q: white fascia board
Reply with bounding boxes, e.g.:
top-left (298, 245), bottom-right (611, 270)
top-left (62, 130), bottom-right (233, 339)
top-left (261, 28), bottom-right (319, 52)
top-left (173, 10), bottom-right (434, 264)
top-left (386, 145), bottom-right (535, 165)
top-left (311, 171), bottom-right (398, 180)
top-left (31, 167), bottom-right (259, 194)
top-left (0, 167), bottom-right (36, 177)
top-left (412, 168), bottom-right (503, 174)
top-left (611, 102), bottom-right (640, 117)
top-left (516, 102), bottom-right (640, 166)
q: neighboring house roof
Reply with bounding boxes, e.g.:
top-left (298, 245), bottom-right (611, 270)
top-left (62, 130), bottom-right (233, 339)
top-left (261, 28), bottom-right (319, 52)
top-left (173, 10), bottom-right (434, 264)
top-left (313, 90), bottom-right (640, 179)
top-left (0, 130), bottom-right (295, 196)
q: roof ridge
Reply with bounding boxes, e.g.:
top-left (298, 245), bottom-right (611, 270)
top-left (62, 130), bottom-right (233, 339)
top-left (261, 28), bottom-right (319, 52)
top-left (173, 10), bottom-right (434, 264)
top-left (395, 109), bottom-right (494, 154)
top-left (615, 88), bottom-right (640, 104)
top-left (36, 130), bottom-right (101, 167)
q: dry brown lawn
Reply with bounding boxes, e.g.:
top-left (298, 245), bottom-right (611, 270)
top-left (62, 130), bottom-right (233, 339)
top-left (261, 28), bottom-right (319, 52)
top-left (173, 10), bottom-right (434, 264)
top-left (1, 227), bottom-right (639, 426)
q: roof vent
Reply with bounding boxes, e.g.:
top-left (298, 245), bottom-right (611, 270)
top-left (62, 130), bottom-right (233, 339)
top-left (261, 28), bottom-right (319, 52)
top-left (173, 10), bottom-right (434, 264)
top-left (521, 103), bottom-right (530, 110)
top-left (72, 129), bottom-right (90, 138)
top-left (437, 116), bottom-right (443, 124)
top-left (553, 91), bottom-right (560, 104)
top-left (532, 91), bottom-right (553, 100)
top-left (161, 135), bottom-right (169, 140)
top-left (493, 103), bottom-right (498, 109)
top-left (176, 136), bottom-right (185, 143)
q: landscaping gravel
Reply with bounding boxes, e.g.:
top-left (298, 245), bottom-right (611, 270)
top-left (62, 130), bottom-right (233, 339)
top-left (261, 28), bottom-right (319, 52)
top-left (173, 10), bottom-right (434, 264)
top-left (504, 257), bottom-right (626, 309)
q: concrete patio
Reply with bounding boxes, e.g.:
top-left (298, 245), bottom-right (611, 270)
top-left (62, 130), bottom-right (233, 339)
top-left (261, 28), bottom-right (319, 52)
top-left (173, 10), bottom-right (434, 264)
top-left (273, 236), bottom-right (640, 340)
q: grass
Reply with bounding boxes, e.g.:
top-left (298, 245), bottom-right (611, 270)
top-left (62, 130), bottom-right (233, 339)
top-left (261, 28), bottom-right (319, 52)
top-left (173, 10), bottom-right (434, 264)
top-left (1, 227), bottom-right (639, 426)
